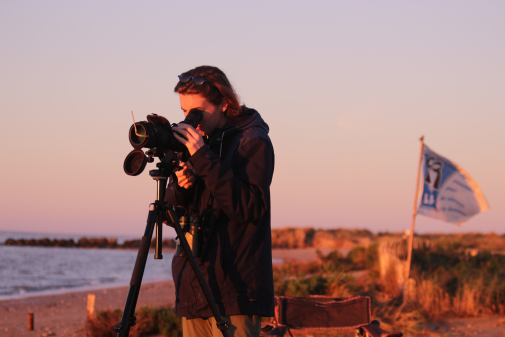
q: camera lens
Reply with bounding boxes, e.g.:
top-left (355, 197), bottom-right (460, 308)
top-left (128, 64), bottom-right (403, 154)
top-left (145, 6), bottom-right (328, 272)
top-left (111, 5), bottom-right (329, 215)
top-left (129, 124), bottom-right (148, 147)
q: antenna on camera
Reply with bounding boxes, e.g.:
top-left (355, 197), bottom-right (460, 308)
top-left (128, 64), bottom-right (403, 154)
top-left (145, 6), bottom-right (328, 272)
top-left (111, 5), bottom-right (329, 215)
top-left (131, 111), bottom-right (145, 138)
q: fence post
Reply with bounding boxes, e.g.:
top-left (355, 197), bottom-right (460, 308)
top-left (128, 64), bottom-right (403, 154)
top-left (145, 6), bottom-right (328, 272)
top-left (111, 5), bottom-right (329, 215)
top-left (28, 313), bottom-right (34, 331)
top-left (87, 294), bottom-right (96, 321)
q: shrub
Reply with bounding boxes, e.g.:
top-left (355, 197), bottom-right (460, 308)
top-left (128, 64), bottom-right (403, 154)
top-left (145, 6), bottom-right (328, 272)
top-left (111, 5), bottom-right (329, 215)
top-left (86, 307), bottom-right (182, 337)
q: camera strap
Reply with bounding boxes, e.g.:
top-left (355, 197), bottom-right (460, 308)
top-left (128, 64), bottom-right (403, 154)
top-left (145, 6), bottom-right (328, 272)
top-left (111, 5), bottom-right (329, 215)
top-left (170, 172), bottom-right (182, 207)
top-left (199, 194), bottom-right (215, 260)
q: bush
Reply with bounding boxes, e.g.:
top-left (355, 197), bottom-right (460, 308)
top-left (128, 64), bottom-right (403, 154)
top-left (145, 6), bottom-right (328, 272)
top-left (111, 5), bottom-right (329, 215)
top-left (86, 307), bottom-right (182, 337)
top-left (411, 247), bottom-right (505, 317)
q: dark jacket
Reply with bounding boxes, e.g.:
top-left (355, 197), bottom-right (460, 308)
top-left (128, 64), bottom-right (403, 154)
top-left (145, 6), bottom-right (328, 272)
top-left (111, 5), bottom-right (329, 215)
top-left (165, 108), bottom-right (275, 319)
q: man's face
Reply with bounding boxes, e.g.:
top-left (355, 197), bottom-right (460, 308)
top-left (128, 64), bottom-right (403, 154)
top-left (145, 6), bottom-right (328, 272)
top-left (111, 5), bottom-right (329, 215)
top-left (179, 94), bottom-right (228, 136)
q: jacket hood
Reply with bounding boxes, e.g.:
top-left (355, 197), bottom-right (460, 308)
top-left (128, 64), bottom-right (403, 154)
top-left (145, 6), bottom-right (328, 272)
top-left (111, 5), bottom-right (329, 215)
top-left (206, 107), bottom-right (270, 158)
top-left (224, 107), bottom-right (269, 135)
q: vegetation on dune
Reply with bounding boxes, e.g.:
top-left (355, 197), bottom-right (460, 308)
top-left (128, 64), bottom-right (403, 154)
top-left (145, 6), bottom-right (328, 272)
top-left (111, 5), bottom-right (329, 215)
top-left (410, 246), bottom-right (505, 317)
top-left (85, 230), bottom-right (505, 336)
top-left (86, 307), bottom-right (182, 337)
top-left (273, 238), bottom-right (505, 333)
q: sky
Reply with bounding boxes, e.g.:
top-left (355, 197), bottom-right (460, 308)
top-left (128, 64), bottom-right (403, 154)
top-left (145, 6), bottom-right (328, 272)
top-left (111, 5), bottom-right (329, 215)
top-left (1, 1), bottom-right (504, 237)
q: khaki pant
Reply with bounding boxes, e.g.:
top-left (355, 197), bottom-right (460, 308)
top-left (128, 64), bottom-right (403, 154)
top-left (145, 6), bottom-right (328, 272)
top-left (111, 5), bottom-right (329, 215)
top-left (182, 315), bottom-right (261, 337)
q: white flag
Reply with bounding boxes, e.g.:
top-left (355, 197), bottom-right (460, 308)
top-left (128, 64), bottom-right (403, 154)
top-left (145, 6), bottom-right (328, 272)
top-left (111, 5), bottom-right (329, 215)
top-left (417, 145), bottom-right (490, 225)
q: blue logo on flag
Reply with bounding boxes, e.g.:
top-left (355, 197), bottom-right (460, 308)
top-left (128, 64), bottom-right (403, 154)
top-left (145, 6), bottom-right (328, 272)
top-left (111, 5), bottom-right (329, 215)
top-left (421, 154), bottom-right (458, 209)
top-left (421, 157), bottom-right (443, 209)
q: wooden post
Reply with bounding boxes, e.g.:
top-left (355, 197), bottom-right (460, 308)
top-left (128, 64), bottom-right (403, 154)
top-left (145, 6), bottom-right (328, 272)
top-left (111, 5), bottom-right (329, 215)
top-left (87, 294), bottom-right (96, 321)
top-left (27, 313), bottom-right (34, 331)
top-left (404, 136), bottom-right (424, 298)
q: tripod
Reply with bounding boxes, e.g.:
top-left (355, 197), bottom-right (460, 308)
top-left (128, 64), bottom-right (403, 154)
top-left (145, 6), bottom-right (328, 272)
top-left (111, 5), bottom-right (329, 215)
top-left (113, 167), bottom-right (230, 337)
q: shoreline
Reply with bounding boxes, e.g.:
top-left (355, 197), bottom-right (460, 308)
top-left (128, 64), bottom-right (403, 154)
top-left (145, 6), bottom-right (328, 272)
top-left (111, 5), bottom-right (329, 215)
top-left (0, 277), bottom-right (172, 302)
top-left (0, 248), bottom-right (326, 300)
top-left (0, 248), bottom-right (326, 302)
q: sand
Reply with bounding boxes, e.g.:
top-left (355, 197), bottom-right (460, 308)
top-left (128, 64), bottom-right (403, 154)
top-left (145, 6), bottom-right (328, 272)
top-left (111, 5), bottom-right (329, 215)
top-left (0, 281), bottom-right (175, 337)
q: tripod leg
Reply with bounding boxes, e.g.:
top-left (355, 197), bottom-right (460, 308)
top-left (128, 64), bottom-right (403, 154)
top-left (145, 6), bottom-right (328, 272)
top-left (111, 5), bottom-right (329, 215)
top-left (114, 203), bottom-right (158, 337)
top-left (166, 208), bottom-right (230, 337)
top-left (154, 210), bottom-right (163, 259)
top-left (154, 177), bottom-right (166, 259)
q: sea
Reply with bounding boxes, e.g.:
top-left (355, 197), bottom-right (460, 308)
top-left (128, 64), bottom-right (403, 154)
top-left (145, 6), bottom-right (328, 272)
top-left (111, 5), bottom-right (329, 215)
top-left (0, 231), bottom-right (173, 300)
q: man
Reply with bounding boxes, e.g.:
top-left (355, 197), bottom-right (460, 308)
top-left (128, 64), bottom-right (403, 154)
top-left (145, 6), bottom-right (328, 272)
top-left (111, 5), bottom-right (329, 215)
top-left (166, 66), bottom-right (275, 337)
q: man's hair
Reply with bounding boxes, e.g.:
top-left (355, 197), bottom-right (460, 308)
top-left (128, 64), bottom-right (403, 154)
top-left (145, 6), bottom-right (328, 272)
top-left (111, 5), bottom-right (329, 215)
top-left (174, 66), bottom-right (242, 118)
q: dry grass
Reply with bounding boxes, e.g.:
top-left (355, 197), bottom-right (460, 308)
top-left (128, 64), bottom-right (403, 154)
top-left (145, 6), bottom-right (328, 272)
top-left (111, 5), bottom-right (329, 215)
top-left (274, 239), bottom-right (505, 335)
top-left (414, 278), bottom-right (451, 318)
top-left (87, 232), bottom-right (505, 336)
top-left (86, 307), bottom-right (182, 337)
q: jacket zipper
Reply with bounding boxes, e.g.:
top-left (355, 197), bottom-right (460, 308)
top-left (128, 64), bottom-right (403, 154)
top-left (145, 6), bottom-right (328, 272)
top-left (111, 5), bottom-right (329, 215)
top-left (219, 130), bottom-right (226, 158)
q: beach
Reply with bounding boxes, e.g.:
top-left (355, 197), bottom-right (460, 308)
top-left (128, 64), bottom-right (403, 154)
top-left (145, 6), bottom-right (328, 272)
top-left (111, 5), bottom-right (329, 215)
top-left (0, 281), bottom-right (175, 337)
top-left (2, 248), bottom-right (505, 337)
top-left (0, 248), bottom-right (314, 337)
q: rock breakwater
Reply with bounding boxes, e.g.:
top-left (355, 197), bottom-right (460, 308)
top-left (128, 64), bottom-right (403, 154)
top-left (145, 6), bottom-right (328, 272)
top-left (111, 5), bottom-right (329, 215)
top-left (4, 237), bottom-right (177, 249)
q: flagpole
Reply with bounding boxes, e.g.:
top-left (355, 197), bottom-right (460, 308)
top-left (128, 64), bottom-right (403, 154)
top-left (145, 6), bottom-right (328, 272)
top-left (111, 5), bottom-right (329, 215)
top-left (404, 136), bottom-right (424, 297)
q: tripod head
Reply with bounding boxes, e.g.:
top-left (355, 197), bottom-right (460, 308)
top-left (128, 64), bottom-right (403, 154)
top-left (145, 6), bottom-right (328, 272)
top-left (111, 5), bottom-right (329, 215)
top-left (147, 147), bottom-right (179, 175)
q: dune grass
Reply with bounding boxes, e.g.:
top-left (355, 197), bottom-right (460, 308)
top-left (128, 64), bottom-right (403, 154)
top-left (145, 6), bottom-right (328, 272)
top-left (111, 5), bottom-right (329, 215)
top-left (272, 240), bottom-right (505, 333)
top-left (87, 233), bottom-right (505, 336)
top-left (86, 307), bottom-right (182, 337)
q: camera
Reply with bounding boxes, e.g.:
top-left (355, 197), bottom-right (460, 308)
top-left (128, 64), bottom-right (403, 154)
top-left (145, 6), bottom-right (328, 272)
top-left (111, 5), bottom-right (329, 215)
top-left (123, 109), bottom-right (203, 176)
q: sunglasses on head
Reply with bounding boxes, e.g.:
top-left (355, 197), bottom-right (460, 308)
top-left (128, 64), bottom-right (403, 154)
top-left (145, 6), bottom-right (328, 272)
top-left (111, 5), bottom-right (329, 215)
top-left (178, 73), bottom-right (207, 85)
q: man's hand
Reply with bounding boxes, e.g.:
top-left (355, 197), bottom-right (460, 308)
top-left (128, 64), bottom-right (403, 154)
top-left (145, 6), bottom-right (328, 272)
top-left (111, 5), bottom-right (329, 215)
top-left (175, 161), bottom-right (196, 189)
top-left (172, 124), bottom-right (205, 156)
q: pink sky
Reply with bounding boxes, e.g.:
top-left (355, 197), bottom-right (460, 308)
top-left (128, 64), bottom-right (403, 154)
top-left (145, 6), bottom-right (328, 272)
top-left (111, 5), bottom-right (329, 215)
top-left (1, 1), bottom-right (504, 236)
